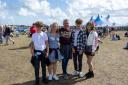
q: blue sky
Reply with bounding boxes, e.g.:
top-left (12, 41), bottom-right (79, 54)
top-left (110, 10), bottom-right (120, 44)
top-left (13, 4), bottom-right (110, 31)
top-left (0, 0), bottom-right (128, 25)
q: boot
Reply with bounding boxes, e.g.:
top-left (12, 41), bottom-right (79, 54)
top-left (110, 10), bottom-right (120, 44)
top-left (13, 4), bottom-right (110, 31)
top-left (86, 71), bottom-right (94, 79)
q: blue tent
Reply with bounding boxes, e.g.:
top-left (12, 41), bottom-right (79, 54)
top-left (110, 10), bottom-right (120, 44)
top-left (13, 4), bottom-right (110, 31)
top-left (94, 15), bottom-right (104, 26)
top-left (106, 14), bottom-right (110, 20)
top-left (103, 14), bottom-right (112, 26)
top-left (90, 16), bottom-right (95, 22)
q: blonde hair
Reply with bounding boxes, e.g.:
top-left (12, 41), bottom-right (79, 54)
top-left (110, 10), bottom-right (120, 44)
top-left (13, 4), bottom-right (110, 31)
top-left (86, 22), bottom-right (95, 31)
top-left (50, 22), bottom-right (59, 33)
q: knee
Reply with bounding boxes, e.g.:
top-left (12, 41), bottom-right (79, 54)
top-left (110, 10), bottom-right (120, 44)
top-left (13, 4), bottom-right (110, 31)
top-left (87, 60), bottom-right (91, 65)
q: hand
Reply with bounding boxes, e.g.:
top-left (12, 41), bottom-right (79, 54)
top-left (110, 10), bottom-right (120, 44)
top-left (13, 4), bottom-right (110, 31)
top-left (79, 50), bottom-right (83, 55)
top-left (32, 53), bottom-right (34, 57)
top-left (45, 52), bottom-right (49, 58)
top-left (72, 48), bottom-right (75, 53)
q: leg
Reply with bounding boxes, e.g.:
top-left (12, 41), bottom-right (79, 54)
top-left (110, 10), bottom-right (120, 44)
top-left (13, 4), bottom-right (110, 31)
top-left (53, 62), bottom-right (59, 80)
top-left (34, 56), bottom-right (40, 84)
top-left (78, 53), bottom-right (83, 72)
top-left (48, 64), bottom-right (53, 75)
top-left (61, 45), bottom-right (69, 79)
top-left (62, 58), bottom-right (68, 75)
top-left (5, 36), bottom-right (9, 45)
top-left (87, 55), bottom-right (93, 71)
top-left (53, 62), bottom-right (57, 75)
top-left (8, 36), bottom-right (14, 44)
top-left (48, 63), bottom-right (53, 80)
top-left (86, 55), bottom-right (94, 79)
top-left (62, 58), bottom-right (69, 79)
top-left (41, 54), bottom-right (46, 80)
top-left (41, 54), bottom-right (48, 84)
top-left (64, 58), bottom-right (69, 74)
top-left (73, 52), bottom-right (78, 71)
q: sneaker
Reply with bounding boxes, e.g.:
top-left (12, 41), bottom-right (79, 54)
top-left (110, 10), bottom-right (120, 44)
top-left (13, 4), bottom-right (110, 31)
top-left (48, 74), bottom-right (53, 80)
top-left (52, 75), bottom-right (59, 80)
top-left (72, 70), bottom-right (79, 76)
top-left (63, 74), bottom-right (69, 80)
top-left (79, 72), bottom-right (85, 78)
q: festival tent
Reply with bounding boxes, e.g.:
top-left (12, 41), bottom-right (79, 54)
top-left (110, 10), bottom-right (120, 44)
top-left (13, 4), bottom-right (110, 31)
top-left (94, 15), bottom-right (104, 26)
top-left (90, 16), bottom-right (95, 22)
top-left (103, 14), bottom-right (113, 26)
top-left (89, 16), bottom-right (96, 25)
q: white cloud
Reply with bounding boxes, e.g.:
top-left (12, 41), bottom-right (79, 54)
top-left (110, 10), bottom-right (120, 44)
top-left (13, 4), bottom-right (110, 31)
top-left (0, 0), bottom-right (16, 25)
top-left (19, 8), bottom-right (36, 16)
top-left (2, 0), bottom-right (128, 25)
top-left (65, 0), bottom-right (128, 25)
top-left (0, 0), bottom-right (7, 19)
top-left (19, 0), bottom-right (68, 24)
top-left (20, 0), bottom-right (51, 16)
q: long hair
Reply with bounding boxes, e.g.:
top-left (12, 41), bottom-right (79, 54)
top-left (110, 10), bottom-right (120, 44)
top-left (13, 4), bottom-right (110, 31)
top-left (86, 22), bottom-right (95, 31)
top-left (50, 22), bottom-right (59, 33)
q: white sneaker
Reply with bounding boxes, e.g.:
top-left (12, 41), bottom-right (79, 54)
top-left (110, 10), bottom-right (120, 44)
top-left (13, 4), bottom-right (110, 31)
top-left (53, 75), bottom-right (59, 80)
top-left (72, 70), bottom-right (79, 76)
top-left (48, 74), bottom-right (53, 80)
top-left (79, 72), bottom-right (85, 78)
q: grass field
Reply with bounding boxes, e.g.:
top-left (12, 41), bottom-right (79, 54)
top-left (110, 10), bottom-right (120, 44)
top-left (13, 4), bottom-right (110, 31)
top-left (0, 31), bottom-right (128, 85)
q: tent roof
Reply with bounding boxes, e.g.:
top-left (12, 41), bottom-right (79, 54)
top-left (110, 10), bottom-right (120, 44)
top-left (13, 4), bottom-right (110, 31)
top-left (94, 15), bottom-right (104, 26)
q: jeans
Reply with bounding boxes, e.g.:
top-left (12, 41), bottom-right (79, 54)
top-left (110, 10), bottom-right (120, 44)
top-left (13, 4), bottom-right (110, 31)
top-left (34, 51), bottom-right (46, 83)
top-left (60, 44), bottom-right (72, 75)
top-left (73, 47), bottom-right (83, 72)
top-left (62, 58), bottom-right (69, 74)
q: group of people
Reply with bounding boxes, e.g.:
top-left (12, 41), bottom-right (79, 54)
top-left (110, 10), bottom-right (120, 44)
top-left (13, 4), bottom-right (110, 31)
top-left (29, 19), bottom-right (100, 85)
top-left (0, 25), bottom-right (15, 45)
top-left (97, 26), bottom-right (111, 38)
top-left (111, 32), bottom-right (121, 41)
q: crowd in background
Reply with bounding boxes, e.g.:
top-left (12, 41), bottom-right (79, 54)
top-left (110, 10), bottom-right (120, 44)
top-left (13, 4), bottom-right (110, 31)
top-left (0, 25), bottom-right (15, 45)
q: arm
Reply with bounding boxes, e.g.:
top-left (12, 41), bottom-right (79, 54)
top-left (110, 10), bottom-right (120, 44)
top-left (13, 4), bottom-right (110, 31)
top-left (29, 41), bottom-right (34, 56)
top-left (71, 31), bottom-right (75, 53)
top-left (45, 40), bottom-right (49, 58)
top-left (98, 38), bottom-right (103, 43)
top-left (82, 31), bottom-right (86, 50)
top-left (92, 32), bottom-right (98, 52)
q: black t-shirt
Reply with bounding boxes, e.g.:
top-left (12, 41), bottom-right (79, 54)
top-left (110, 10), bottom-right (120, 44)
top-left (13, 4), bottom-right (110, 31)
top-left (4, 27), bottom-right (11, 36)
top-left (59, 28), bottom-right (72, 45)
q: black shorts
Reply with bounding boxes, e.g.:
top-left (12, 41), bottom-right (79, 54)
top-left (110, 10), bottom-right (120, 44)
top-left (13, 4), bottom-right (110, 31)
top-left (84, 52), bottom-right (95, 56)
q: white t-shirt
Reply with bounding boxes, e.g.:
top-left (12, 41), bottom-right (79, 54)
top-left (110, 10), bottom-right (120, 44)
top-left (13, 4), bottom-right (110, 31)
top-left (32, 32), bottom-right (48, 51)
top-left (87, 31), bottom-right (98, 52)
